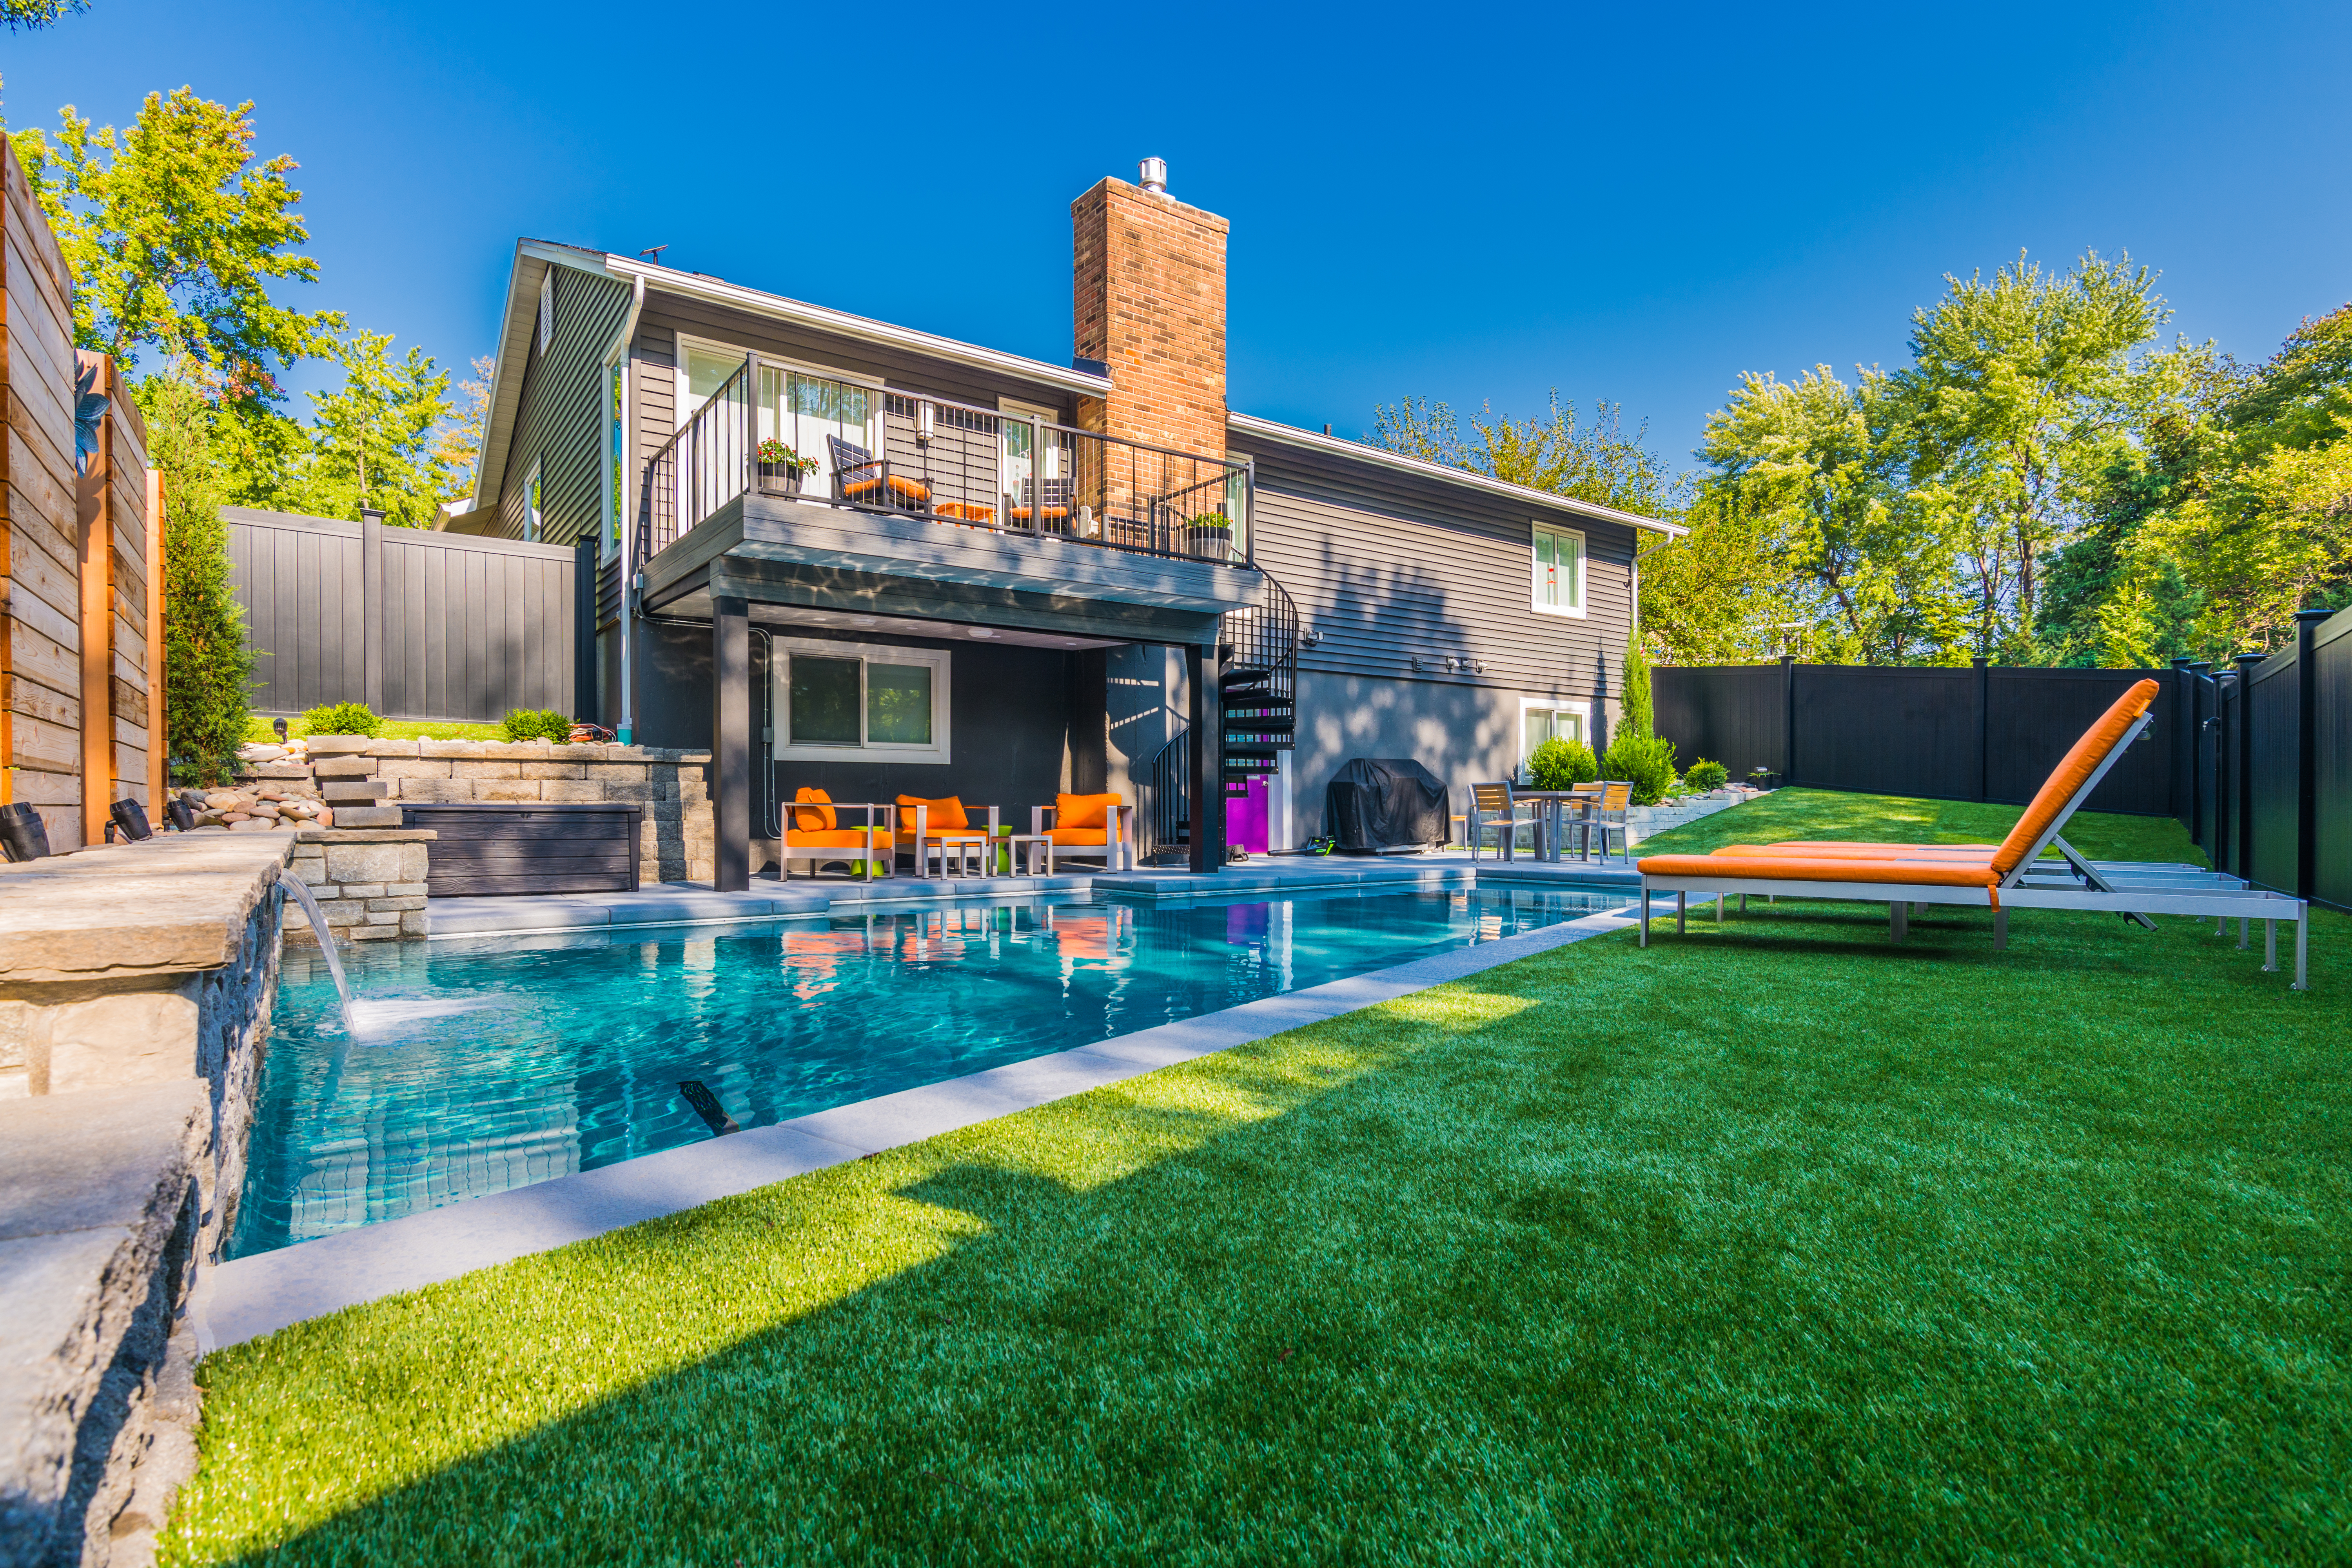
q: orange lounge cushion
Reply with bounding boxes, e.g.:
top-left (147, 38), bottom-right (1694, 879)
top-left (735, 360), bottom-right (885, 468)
top-left (844, 474), bottom-right (931, 502)
top-left (1987, 678), bottom-right (2157, 874)
top-left (1713, 842), bottom-right (1996, 860)
top-left (896, 795), bottom-right (970, 833)
top-left (1056, 792), bottom-right (1121, 830)
top-left (1047, 825), bottom-right (1116, 848)
top-left (791, 787), bottom-right (836, 832)
top-left (935, 501), bottom-right (996, 523)
top-left (1637, 853), bottom-right (2000, 889)
top-left (1009, 506), bottom-right (1070, 521)
top-left (785, 828), bottom-right (896, 849)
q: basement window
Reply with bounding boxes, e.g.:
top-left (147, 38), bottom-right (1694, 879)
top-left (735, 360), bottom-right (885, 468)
top-left (773, 639), bottom-right (951, 763)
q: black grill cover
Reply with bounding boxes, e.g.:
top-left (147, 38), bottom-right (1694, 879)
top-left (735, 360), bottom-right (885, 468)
top-left (1324, 758), bottom-right (1449, 850)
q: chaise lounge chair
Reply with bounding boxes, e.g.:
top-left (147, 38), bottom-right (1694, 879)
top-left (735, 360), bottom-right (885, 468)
top-left (1635, 679), bottom-right (2312, 988)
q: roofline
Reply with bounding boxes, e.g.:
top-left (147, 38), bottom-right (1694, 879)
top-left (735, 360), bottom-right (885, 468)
top-left (1226, 411), bottom-right (1689, 537)
top-left (598, 253), bottom-right (1115, 398)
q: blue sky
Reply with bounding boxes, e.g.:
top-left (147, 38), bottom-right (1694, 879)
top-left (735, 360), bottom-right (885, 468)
top-left (6, 0), bottom-right (2347, 467)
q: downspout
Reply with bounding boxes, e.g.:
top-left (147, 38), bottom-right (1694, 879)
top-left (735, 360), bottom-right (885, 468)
top-left (606, 271), bottom-right (647, 744)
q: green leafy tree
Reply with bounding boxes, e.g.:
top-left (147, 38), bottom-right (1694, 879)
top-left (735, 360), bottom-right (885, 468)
top-left (13, 88), bottom-right (336, 406)
top-left (3, 0), bottom-right (89, 28)
top-left (1695, 365), bottom-right (1966, 663)
top-left (1894, 252), bottom-right (2175, 659)
top-left (137, 370), bottom-right (254, 784)
top-left (282, 328), bottom-right (463, 525)
top-left (1373, 392), bottom-right (1684, 517)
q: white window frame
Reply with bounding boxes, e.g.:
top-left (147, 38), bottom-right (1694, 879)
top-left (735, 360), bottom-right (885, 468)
top-left (538, 272), bottom-right (554, 353)
top-left (672, 333), bottom-right (881, 432)
top-left (1516, 696), bottom-right (1591, 777)
top-left (772, 637), bottom-right (952, 764)
top-left (524, 460), bottom-right (543, 543)
top-left (600, 361), bottom-right (625, 560)
top-left (1530, 521), bottom-right (1587, 619)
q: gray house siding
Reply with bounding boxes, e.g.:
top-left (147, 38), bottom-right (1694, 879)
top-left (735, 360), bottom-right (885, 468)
top-left (1228, 437), bottom-right (1641, 844)
top-left (494, 265), bottom-right (633, 547)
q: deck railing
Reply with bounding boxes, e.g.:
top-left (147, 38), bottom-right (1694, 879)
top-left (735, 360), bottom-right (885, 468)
top-left (639, 356), bottom-right (1254, 570)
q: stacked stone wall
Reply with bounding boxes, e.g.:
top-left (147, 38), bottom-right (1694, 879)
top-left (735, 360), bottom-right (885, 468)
top-left (364, 739), bottom-right (715, 884)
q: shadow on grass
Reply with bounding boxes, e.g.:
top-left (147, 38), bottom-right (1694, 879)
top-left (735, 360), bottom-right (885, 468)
top-left (184, 904), bottom-right (2344, 1566)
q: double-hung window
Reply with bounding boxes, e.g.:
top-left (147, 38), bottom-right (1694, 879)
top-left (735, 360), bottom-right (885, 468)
top-left (1519, 699), bottom-right (1588, 768)
top-left (773, 639), bottom-right (951, 763)
top-left (1532, 523), bottom-right (1585, 617)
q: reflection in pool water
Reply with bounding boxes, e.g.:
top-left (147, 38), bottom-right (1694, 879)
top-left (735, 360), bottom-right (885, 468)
top-left (232, 886), bottom-right (1620, 1257)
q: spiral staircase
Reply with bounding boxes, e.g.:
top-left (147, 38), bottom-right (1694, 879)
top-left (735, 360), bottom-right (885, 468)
top-left (1144, 572), bottom-right (1299, 864)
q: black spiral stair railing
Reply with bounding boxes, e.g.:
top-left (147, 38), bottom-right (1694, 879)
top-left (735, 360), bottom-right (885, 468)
top-left (1143, 573), bottom-right (1300, 863)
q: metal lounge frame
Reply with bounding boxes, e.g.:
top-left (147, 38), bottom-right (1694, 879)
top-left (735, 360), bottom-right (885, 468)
top-left (1635, 707), bottom-right (2312, 989)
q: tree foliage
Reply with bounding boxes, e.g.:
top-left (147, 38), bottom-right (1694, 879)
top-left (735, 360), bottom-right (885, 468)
top-left (1373, 392), bottom-right (1683, 517)
top-left (138, 370), bottom-right (253, 784)
top-left (2, 0), bottom-right (88, 29)
top-left (281, 328), bottom-right (465, 525)
top-left (13, 88), bottom-right (336, 412)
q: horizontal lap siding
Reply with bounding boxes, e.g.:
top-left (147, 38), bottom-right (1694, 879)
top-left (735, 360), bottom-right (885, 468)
top-left (495, 267), bottom-right (632, 547)
top-left (1229, 440), bottom-right (1637, 704)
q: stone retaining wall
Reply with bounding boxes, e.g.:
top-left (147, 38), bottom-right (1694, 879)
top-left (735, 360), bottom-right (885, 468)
top-left (283, 829), bottom-right (435, 944)
top-left (0, 833), bottom-right (291, 1565)
top-left (361, 740), bottom-right (716, 884)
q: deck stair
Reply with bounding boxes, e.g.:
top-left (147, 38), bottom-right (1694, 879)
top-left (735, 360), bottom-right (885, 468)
top-left (1148, 573), bottom-right (1300, 860)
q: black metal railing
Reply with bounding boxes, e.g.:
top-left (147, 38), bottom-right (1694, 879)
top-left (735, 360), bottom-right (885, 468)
top-left (638, 356), bottom-right (1254, 570)
top-left (1137, 572), bottom-right (1304, 865)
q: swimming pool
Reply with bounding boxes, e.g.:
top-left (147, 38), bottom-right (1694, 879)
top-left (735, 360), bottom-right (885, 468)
top-left (231, 885), bottom-right (1621, 1257)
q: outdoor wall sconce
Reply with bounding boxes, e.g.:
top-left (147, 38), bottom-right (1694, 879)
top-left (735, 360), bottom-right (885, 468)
top-left (1410, 654), bottom-right (1485, 675)
top-left (1298, 628), bottom-right (1323, 648)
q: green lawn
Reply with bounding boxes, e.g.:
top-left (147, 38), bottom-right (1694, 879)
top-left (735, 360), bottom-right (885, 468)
top-left (244, 716), bottom-right (508, 744)
top-left (166, 793), bottom-right (2345, 1565)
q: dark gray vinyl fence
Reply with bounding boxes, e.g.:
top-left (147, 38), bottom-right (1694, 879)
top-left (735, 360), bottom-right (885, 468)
top-left (1652, 660), bottom-right (2176, 815)
top-left (2186, 606), bottom-right (2348, 909)
top-left (1657, 611), bottom-right (2352, 911)
top-left (225, 507), bottom-right (588, 722)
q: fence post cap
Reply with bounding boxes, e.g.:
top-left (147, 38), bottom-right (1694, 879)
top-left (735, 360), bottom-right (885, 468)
top-left (2292, 607), bottom-right (2335, 626)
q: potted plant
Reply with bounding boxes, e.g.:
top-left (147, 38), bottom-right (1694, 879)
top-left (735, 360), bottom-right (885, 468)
top-left (1185, 511), bottom-right (1232, 561)
top-left (756, 439), bottom-right (817, 495)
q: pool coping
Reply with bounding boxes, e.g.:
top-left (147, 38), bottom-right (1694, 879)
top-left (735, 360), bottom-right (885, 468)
top-left (196, 896), bottom-right (1649, 1351)
top-left (422, 858), bottom-right (1644, 937)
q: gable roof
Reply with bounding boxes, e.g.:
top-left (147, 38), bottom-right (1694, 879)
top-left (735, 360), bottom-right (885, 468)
top-left (466, 240), bottom-right (1114, 510)
top-left (1225, 412), bottom-right (1688, 537)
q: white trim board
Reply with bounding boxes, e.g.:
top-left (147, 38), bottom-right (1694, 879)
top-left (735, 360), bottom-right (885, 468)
top-left (194, 902), bottom-right (1641, 1350)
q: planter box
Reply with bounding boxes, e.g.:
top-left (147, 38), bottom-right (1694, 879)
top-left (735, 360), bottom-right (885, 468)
top-left (398, 802), bottom-right (644, 896)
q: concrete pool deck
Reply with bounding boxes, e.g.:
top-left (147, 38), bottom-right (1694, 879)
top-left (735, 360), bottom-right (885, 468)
top-left (423, 852), bottom-right (1644, 937)
top-left (197, 887), bottom-right (1659, 1350)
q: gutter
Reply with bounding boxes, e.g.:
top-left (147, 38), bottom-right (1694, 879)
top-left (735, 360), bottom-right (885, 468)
top-left (1225, 411), bottom-right (1690, 537)
top-left (598, 253), bottom-right (1114, 399)
top-left (607, 272), bottom-right (647, 744)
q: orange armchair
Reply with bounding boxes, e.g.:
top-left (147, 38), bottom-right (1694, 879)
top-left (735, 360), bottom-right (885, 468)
top-left (1032, 792), bottom-right (1130, 871)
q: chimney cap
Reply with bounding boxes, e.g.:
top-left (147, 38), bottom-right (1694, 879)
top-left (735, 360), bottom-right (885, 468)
top-left (1138, 156), bottom-right (1168, 196)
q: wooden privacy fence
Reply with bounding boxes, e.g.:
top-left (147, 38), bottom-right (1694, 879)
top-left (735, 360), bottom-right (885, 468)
top-left (1652, 659), bottom-right (2176, 816)
top-left (2, 135), bottom-right (161, 848)
top-left (224, 507), bottom-right (591, 723)
top-left (2183, 606), bottom-right (2350, 910)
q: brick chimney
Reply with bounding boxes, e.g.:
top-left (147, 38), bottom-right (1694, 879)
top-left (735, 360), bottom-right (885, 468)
top-left (1071, 160), bottom-right (1229, 460)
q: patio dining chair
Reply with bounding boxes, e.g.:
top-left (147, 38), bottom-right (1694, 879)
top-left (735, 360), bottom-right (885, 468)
top-left (1584, 781), bottom-right (1634, 860)
top-left (827, 435), bottom-right (931, 512)
top-left (1466, 782), bottom-right (1538, 862)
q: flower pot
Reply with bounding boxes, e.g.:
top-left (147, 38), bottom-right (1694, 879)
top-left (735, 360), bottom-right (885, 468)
top-left (758, 463), bottom-right (804, 495)
top-left (1185, 526), bottom-right (1231, 561)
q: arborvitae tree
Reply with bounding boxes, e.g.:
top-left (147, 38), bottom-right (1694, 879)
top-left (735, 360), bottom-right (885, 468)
top-left (139, 371), bottom-right (254, 783)
top-left (1621, 630), bottom-right (1654, 739)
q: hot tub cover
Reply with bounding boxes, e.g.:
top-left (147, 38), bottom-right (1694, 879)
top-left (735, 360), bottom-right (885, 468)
top-left (1324, 758), bottom-right (1450, 851)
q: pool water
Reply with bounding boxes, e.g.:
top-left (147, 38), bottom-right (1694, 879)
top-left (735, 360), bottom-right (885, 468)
top-left (231, 886), bottom-right (1620, 1257)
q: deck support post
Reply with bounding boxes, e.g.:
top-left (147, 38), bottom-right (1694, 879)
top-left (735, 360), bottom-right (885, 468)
top-left (712, 595), bottom-right (751, 893)
top-left (1186, 641), bottom-right (1224, 875)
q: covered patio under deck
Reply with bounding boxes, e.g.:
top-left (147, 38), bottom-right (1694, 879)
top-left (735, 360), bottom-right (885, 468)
top-left (633, 489), bottom-right (1268, 890)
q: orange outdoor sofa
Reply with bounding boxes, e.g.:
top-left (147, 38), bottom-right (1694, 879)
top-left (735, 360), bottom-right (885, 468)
top-left (1634, 678), bottom-right (2311, 988)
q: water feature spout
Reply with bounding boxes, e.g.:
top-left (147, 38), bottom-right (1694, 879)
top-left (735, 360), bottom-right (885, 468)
top-left (277, 866), bottom-right (354, 1031)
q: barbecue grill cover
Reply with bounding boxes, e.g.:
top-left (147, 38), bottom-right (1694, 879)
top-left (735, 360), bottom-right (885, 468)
top-left (1324, 758), bottom-right (1449, 850)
